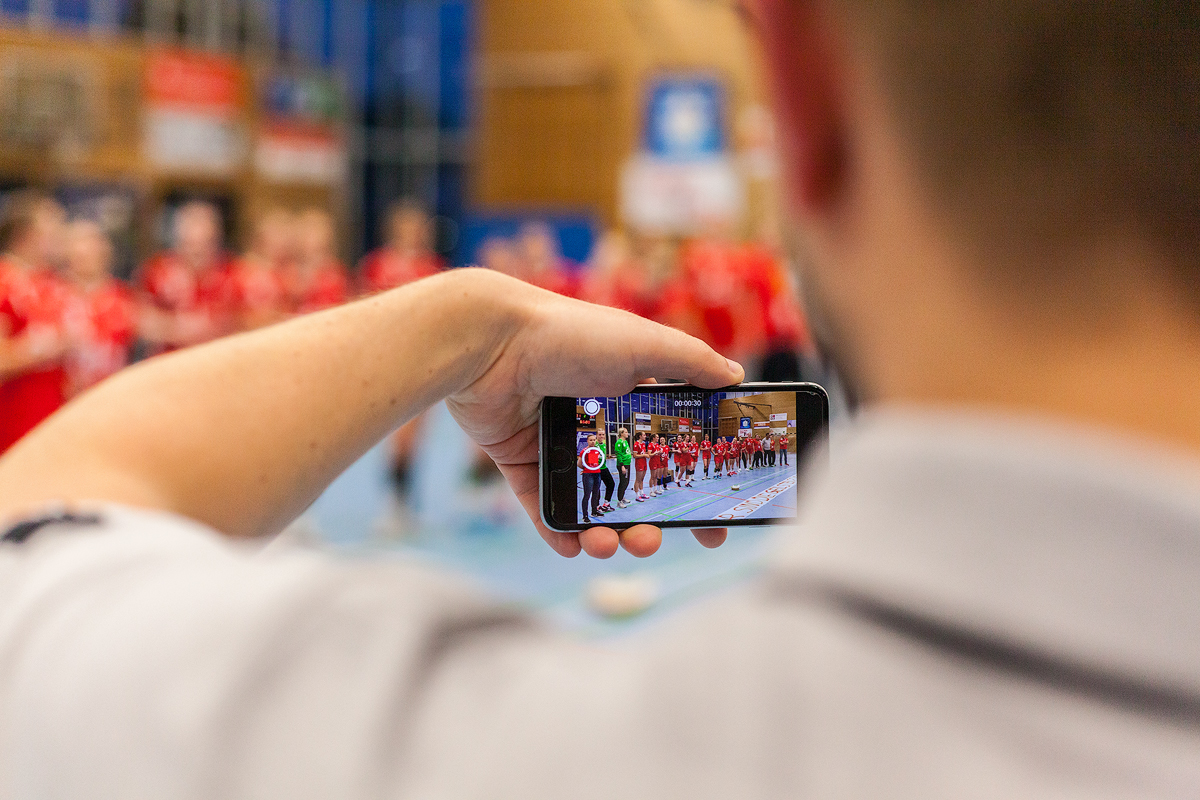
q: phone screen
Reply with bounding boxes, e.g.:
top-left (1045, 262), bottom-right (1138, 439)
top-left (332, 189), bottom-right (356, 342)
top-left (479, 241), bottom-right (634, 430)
top-left (541, 383), bottom-right (828, 531)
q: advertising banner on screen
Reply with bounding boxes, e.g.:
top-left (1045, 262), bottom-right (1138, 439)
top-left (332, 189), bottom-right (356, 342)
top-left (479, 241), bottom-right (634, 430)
top-left (740, 417), bottom-right (751, 429)
top-left (770, 413), bottom-right (787, 422)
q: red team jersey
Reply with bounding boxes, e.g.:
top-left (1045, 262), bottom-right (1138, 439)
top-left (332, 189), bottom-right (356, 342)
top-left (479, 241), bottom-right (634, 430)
top-left (139, 252), bottom-right (232, 315)
top-left (701, 440), bottom-right (712, 459)
top-left (0, 259), bottom-right (71, 453)
top-left (64, 280), bottom-right (137, 393)
top-left (138, 252), bottom-right (234, 350)
top-left (359, 249), bottom-right (443, 295)
top-left (633, 441), bottom-right (648, 470)
top-left (580, 445), bottom-right (603, 473)
top-left (283, 261), bottom-right (349, 314)
top-left (529, 262), bottom-right (581, 299)
top-left (226, 259), bottom-right (288, 326)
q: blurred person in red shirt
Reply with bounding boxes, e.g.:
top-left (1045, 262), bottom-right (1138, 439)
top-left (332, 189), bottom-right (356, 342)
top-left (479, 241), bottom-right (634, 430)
top-left (477, 235), bottom-right (524, 279)
top-left (0, 191), bottom-right (70, 454)
top-left (137, 201), bottom-right (233, 354)
top-left (283, 208), bottom-right (349, 315)
top-left (519, 222), bottom-right (578, 297)
top-left (740, 224), bottom-right (813, 381)
top-left (579, 230), bottom-right (665, 321)
top-left (359, 200), bottom-right (444, 295)
top-left (671, 227), bottom-right (758, 362)
top-left (228, 208), bottom-right (293, 332)
top-left (62, 220), bottom-right (136, 397)
top-left (358, 201), bottom-right (446, 519)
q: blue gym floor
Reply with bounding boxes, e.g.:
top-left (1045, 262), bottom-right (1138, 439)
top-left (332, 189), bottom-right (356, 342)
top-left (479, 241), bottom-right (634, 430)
top-left (579, 461), bottom-right (798, 524)
top-left (302, 403), bottom-right (784, 638)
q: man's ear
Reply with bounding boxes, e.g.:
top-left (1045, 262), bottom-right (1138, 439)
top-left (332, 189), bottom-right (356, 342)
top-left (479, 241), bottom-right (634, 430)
top-left (747, 0), bottom-right (847, 214)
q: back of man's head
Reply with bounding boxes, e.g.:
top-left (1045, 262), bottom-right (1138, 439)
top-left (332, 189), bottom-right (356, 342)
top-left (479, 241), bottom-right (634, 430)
top-left (838, 0), bottom-right (1199, 293)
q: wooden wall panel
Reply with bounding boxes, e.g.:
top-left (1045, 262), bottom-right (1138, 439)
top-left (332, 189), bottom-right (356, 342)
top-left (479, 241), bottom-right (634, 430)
top-left (476, 0), bottom-right (770, 227)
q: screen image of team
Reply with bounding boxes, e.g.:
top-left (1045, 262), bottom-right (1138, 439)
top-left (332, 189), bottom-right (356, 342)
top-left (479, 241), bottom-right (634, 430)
top-left (576, 391), bottom-right (803, 525)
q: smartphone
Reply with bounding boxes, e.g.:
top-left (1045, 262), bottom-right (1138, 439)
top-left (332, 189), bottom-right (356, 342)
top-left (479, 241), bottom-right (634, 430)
top-left (540, 382), bottom-right (829, 532)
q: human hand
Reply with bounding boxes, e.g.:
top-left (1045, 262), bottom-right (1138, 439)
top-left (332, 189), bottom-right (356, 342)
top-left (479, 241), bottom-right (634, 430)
top-left (447, 277), bottom-right (743, 558)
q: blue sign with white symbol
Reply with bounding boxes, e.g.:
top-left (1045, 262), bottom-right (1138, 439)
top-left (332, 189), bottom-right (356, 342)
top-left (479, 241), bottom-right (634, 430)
top-left (740, 417), bottom-right (752, 429)
top-left (644, 76), bottom-right (725, 161)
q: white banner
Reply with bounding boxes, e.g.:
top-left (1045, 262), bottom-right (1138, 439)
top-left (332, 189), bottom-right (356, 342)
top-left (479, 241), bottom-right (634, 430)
top-left (635, 424), bottom-right (651, 432)
top-left (769, 413), bottom-right (787, 422)
top-left (620, 153), bottom-right (744, 234)
top-left (787, 419), bottom-right (797, 428)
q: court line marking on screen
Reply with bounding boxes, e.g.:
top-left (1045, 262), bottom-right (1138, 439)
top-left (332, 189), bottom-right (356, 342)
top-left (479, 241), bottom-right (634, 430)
top-left (575, 466), bottom-right (798, 523)
top-left (659, 471), bottom-right (793, 521)
top-left (715, 476), bottom-right (797, 521)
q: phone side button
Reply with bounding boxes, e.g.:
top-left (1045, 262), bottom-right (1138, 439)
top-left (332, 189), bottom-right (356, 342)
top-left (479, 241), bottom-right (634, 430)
top-left (551, 446), bottom-right (574, 473)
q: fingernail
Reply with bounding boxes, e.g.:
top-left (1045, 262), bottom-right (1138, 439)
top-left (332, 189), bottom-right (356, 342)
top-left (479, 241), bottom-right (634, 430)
top-left (726, 357), bottom-right (743, 376)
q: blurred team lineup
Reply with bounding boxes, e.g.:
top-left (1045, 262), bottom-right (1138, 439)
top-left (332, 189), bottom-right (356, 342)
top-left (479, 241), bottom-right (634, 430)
top-left (0, 0), bottom-right (826, 621)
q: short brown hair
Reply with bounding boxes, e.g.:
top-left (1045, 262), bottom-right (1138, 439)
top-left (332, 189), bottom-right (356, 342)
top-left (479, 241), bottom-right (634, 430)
top-left (0, 189), bottom-right (55, 253)
top-left (839, 1), bottom-right (1199, 289)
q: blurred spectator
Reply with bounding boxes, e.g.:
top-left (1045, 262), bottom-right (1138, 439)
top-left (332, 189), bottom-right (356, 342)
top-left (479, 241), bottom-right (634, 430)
top-left (137, 201), bottom-right (233, 354)
top-left (228, 208), bottom-right (292, 331)
top-left (577, 223), bottom-right (811, 381)
top-left (519, 221), bottom-right (578, 297)
top-left (283, 208), bottom-right (349, 315)
top-left (0, 191), bottom-right (70, 454)
top-left (477, 235), bottom-right (524, 279)
top-left (673, 229), bottom-right (759, 364)
top-left (358, 200), bottom-right (446, 515)
top-left (359, 200), bottom-right (444, 294)
top-left (62, 220), bottom-right (136, 396)
top-left (739, 226), bottom-right (813, 381)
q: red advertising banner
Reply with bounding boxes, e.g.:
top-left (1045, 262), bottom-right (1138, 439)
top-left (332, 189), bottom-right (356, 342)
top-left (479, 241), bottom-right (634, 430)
top-left (144, 49), bottom-right (241, 113)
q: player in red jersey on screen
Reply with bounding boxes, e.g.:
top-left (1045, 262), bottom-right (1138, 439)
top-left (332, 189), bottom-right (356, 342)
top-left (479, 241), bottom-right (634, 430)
top-left (227, 208), bottom-right (292, 332)
top-left (0, 191), bottom-right (71, 454)
top-left (645, 434), bottom-right (659, 498)
top-left (686, 435), bottom-right (700, 486)
top-left (651, 435), bottom-right (666, 497)
top-left (713, 437), bottom-right (725, 476)
top-left (62, 220), bottom-right (136, 396)
top-left (778, 431), bottom-right (789, 467)
top-left (632, 431), bottom-right (648, 502)
top-left (670, 435), bottom-right (683, 488)
top-left (359, 200), bottom-right (444, 295)
top-left (699, 433), bottom-right (712, 479)
top-left (137, 201), bottom-right (234, 355)
top-left (283, 208), bottom-right (349, 315)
